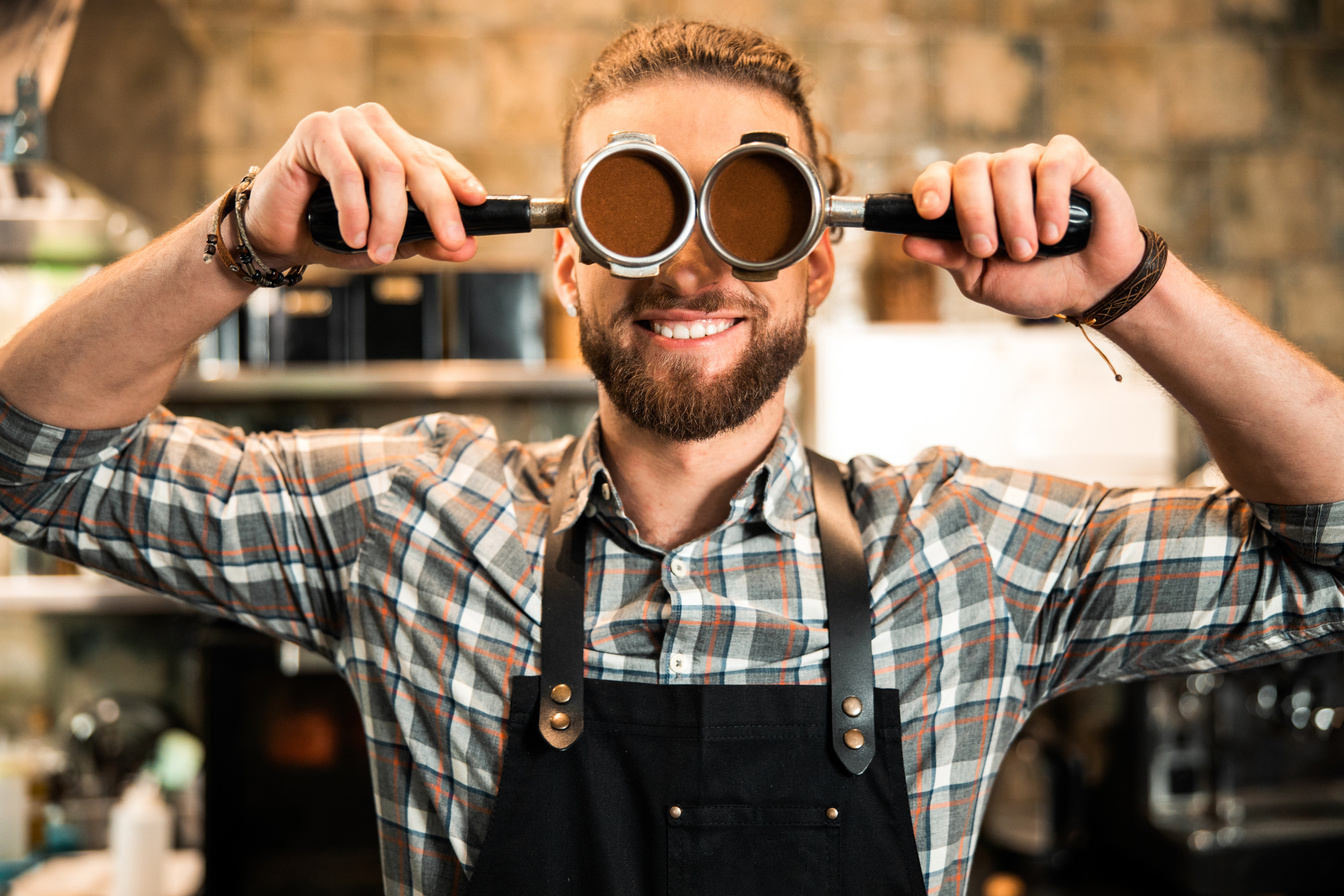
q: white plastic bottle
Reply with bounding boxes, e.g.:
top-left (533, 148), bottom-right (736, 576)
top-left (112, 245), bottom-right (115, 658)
top-left (0, 746), bottom-right (30, 862)
top-left (109, 774), bottom-right (173, 896)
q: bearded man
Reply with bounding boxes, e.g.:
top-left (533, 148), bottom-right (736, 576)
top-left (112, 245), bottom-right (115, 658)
top-left (2, 19), bottom-right (1343, 896)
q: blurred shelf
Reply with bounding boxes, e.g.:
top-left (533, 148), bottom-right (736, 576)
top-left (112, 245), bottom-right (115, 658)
top-left (0, 574), bottom-right (180, 613)
top-left (171, 359), bottom-right (596, 403)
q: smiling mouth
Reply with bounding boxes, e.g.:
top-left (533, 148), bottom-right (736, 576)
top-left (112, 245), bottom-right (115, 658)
top-left (636, 318), bottom-right (740, 340)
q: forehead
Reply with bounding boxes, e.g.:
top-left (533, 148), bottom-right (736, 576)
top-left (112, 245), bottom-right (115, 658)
top-left (570, 76), bottom-right (809, 175)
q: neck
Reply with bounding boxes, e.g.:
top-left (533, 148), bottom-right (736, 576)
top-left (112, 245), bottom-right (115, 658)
top-left (597, 387), bottom-right (787, 551)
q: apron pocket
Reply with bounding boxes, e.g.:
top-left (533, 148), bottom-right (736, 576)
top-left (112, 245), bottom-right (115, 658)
top-left (667, 804), bottom-right (841, 895)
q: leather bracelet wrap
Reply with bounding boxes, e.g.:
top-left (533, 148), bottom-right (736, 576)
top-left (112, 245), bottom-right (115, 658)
top-left (203, 168), bottom-right (306, 288)
top-left (1060, 226), bottom-right (1168, 329)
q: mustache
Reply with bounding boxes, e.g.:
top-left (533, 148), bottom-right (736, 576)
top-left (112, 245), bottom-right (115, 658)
top-left (621, 285), bottom-right (771, 318)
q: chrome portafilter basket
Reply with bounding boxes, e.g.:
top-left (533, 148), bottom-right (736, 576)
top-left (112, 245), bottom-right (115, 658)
top-left (565, 132), bottom-right (697, 278)
top-left (306, 131), bottom-right (697, 279)
top-left (697, 132), bottom-right (828, 281)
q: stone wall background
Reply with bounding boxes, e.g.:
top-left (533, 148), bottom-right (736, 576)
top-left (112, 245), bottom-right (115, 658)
top-left (49, 0), bottom-right (1344, 371)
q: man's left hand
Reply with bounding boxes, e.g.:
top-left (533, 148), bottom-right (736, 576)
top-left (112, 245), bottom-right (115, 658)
top-left (902, 135), bottom-right (1145, 321)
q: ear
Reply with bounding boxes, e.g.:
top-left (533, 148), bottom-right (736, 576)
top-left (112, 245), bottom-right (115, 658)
top-left (553, 228), bottom-right (580, 312)
top-left (805, 231), bottom-right (836, 313)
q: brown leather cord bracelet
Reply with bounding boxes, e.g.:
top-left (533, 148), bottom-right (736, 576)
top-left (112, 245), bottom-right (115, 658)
top-left (202, 168), bottom-right (306, 288)
top-left (1055, 225), bottom-right (1169, 382)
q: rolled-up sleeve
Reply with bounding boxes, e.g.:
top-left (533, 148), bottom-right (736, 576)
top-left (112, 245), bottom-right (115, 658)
top-left (0, 394), bottom-right (442, 656)
top-left (971, 463), bottom-right (1344, 704)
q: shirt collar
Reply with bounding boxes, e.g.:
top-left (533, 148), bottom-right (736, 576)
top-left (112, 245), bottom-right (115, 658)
top-left (552, 413), bottom-right (812, 541)
top-left (728, 413), bottom-right (810, 538)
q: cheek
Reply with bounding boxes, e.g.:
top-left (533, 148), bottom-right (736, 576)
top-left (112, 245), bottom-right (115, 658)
top-left (573, 270), bottom-right (634, 327)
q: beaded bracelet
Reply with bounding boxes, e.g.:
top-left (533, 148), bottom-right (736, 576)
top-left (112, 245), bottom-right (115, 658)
top-left (1055, 226), bottom-right (1169, 382)
top-left (203, 167), bottom-right (307, 288)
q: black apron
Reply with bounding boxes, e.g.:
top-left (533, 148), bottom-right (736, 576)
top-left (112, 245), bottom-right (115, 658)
top-left (466, 447), bottom-right (927, 896)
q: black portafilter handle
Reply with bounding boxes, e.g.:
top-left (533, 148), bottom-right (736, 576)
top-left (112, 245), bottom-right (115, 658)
top-left (305, 181), bottom-right (536, 254)
top-left (860, 189), bottom-right (1093, 258)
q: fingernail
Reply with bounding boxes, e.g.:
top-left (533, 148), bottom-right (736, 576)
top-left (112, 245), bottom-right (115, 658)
top-left (467, 178), bottom-right (485, 194)
top-left (970, 233), bottom-right (993, 256)
top-left (1010, 237), bottom-right (1033, 260)
top-left (374, 244), bottom-right (395, 264)
top-left (446, 222), bottom-right (464, 244)
top-left (919, 192), bottom-right (939, 213)
top-left (352, 230), bottom-right (367, 248)
top-left (1042, 221), bottom-right (1060, 244)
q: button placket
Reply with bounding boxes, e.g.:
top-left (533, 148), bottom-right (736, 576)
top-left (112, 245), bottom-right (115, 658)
top-left (662, 554), bottom-right (700, 682)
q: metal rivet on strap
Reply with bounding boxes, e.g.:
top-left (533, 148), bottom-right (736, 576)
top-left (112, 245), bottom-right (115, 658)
top-left (826, 807), bottom-right (839, 820)
top-left (843, 728), bottom-right (865, 750)
top-left (669, 806), bottom-right (682, 819)
top-left (842, 696), bottom-right (862, 718)
top-left (550, 683), bottom-right (572, 704)
top-left (550, 712), bottom-right (571, 731)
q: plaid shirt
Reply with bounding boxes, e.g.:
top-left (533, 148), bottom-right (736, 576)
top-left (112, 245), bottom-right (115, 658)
top-left (3, 395), bottom-right (1344, 896)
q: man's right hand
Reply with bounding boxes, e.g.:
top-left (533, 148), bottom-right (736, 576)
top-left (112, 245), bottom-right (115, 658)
top-left (244, 103), bottom-right (488, 269)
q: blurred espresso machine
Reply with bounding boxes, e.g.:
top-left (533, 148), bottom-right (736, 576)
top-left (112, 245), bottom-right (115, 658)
top-left (979, 653), bottom-right (1344, 896)
top-left (1132, 653), bottom-right (1344, 894)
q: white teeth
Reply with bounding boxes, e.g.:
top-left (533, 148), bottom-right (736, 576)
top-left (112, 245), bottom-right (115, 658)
top-left (652, 319), bottom-right (732, 340)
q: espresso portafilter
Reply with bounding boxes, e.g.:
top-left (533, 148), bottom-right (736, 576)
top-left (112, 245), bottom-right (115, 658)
top-left (306, 131), bottom-right (698, 278)
top-left (698, 132), bottom-right (1094, 281)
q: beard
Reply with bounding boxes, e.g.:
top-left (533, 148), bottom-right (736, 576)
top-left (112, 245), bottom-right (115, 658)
top-left (578, 285), bottom-right (809, 442)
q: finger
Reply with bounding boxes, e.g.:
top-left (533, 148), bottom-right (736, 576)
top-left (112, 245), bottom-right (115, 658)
top-left (989, 145), bottom-right (1044, 261)
top-left (910, 161), bottom-right (953, 218)
top-left (951, 152), bottom-right (997, 258)
top-left (416, 137), bottom-right (487, 206)
top-left (299, 112), bottom-right (371, 253)
top-left (400, 141), bottom-right (477, 251)
top-left (397, 237), bottom-right (479, 265)
top-left (901, 234), bottom-right (970, 270)
top-left (361, 107), bottom-right (493, 256)
top-left (357, 104), bottom-right (477, 254)
top-left (329, 106), bottom-right (409, 264)
top-left (1034, 135), bottom-right (1093, 246)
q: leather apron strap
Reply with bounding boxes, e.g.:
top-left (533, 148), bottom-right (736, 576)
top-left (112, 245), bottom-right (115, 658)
top-left (807, 449), bottom-right (877, 775)
top-left (539, 442), bottom-right (876, 774)
top-left (539, 438), bottom-right (584, 749)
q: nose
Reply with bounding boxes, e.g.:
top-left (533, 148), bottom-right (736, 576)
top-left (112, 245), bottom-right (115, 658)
top-left (653, 223), bottom-right (736, 295)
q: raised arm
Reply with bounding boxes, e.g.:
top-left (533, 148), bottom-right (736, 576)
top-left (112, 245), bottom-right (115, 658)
top-left (0, 103), bottom-right (486, 430)
top-left (902, 135), bottom-right (1344, 506)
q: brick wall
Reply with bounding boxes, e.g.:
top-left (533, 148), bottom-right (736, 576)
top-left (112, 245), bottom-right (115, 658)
top-left (140, 0), bottom-right (1344, 370)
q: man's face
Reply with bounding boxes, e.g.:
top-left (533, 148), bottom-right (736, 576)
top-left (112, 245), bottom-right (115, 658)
top-left (555, 76), bottom-right (835, 443)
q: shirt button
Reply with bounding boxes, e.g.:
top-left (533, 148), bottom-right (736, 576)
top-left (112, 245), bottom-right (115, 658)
top-left (670, 558), bottom-right (689, 577)
top-left (601, 482), bottom-right (612, 501)
top-left (670, 653), bottom-right (691, 675)
top-left (583, 503), bottom-right (597, 518)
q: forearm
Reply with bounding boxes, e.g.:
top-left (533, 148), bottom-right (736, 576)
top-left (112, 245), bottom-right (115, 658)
top-left (1102, 254), bottom-right (1344, 504)
top-left (0, 205), bottom-right (256, 430)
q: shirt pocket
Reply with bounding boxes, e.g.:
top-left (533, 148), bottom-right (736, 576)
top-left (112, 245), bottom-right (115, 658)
top-left (667, 804), bottom-right (840, 895)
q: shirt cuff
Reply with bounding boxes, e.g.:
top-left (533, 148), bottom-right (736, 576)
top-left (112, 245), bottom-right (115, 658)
top-left (1250, 499), bottom-right (1344, 567)
top-left (0, 392), bottom-right (144, 486)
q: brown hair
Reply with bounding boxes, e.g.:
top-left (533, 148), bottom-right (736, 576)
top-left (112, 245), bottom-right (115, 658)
top-left (562, 20), bottom-right (849, 197)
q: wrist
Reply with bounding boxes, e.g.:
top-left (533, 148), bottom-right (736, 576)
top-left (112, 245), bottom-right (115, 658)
top-left (1057, 227), bottom-right (1167, 328)
top-left (197, 208), bottom-right (254, 294)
